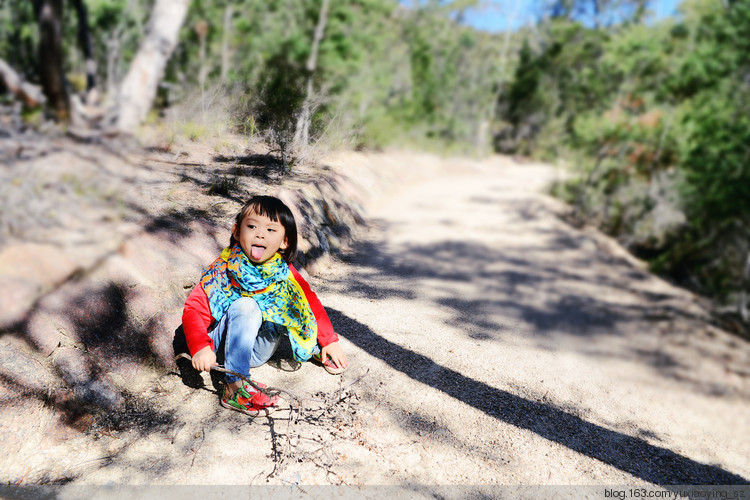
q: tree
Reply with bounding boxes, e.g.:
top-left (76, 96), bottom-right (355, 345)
top-left (293, 0), bottom-right (330, 149)
top-left (34, 0), bottom-right (69, 120)
top-left (546, 0), bottom-right (650, 26)
top-left (115, 0), bottom-right (189, 132)
top-left (70, 0), bottom-right (96, 100)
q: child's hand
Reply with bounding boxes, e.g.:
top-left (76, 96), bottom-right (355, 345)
top-left (192, 346), bottom-right (218, 372)
top-left (321, 341), bottom-right (348, 370)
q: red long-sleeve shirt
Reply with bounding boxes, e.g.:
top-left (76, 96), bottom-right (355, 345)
top-left (182, 264), bottom-right (338, 355)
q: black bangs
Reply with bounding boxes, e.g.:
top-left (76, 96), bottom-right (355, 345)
top-left (248, 197), bottom-right (285, 222)
top-left (230, 196), bottom-right (299, 263)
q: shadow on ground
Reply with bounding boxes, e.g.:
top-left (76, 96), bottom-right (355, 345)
top-left (0, 139), bottom-right (241, 481)
top-left (328, 308), bottom-right (748, 485)
top-left (336, 221), bottom-right (748, 400)
top-left (0, 137), bottom-right (374, 484)
top-left (213, 152), bottom-right (287, 182)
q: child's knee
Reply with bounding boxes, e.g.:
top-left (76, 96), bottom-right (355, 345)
top-left (228, 297), bottom-right (262, 321)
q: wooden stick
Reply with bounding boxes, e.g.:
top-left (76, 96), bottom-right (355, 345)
top-left (175, 352), bottom-right (316, 404)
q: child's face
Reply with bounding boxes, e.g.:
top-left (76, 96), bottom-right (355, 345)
top-left (232, 209), bottom-right (288, 264)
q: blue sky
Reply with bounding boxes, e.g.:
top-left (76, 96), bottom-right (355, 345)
top-left (452, 0), bottom-right (684, 32)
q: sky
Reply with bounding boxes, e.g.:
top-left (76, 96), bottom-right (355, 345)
top-left (453, 0), bottom-right (684, 32)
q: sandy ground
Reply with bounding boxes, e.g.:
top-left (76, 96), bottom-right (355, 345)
top-left (2, 150), bottom-right (749, 497)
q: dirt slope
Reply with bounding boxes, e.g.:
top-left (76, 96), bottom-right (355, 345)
top-left (0, 139), bottom-right (748, 494)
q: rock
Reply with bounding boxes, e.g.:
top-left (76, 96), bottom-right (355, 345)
top-left (316, 229), bottom-right (331, 254)
top-left (0, 341), bottom-right (56, 393)
top-left (0, 244), bottom-right (80, 329)
top-left (25, 311), bottom-right (63, 356)
top-left (0, 276), bottom-right (39, 329)
top-left (94, 254), bottom-right (145, 289)
top-left (124, 284), bottom-right (164, 323)
top-left (0, 243), bottom-right (78, 287)
top-left (118, 233), bottom-right (175, 286)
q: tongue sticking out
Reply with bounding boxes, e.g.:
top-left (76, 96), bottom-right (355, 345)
top-left (251, 245), bottom-right (265, 261)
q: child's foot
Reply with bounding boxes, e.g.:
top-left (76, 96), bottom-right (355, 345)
top-left (312, 353), bottom-right (347, 375)
top-left (221, 381), bottom-right (279, 416)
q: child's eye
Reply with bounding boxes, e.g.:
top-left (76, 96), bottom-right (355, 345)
top-left (268, 228), bottom-right (276, 232)
top-left (247, 224), bottom-right (256, 229)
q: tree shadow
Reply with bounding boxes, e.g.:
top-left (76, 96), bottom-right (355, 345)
top-left (339, 237), bottom-right (640, 336)
top-left (0, 136), bottom-right (383, 484)
top-left (1, 136), bottom-right (365, 444)
top-left (0, 196), bottom-right (223, 450)
top-left (214, 153), bottom-right (286, 182)
top-left (327, 308), bottom-right (748, 485)
top-left (0, 280), bottom-right (180, 482)
top-left (171, 325), bottom-right (225, 392)
top-left (331, 225), bottom-right (748, 400)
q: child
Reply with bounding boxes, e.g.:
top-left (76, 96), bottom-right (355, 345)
top-left (182, 195), bottom-right (349, 415)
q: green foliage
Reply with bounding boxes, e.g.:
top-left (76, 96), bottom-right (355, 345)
top-left (249, 46), bottom-right (308, 161)
top-left (1, 0), bottom-right (508, 154)
top-left (502, 0), bottom-right (750, 302)
top-left (0, 0), bottom-right (155, 101)
top-left (680, 89), bottom-right (750, 226)
top-left (505, 39), bottom-right (544, 130)
top-left (3, 0), bottom-right (747, 306)
top-left (0, 0), bottom-right (39, 80)
top-left (409, 32), bottom-right (440, 119)
top-left (499, 20), bottom-right (621, 156)
top-left (181, 121), bottom-right (209, 141)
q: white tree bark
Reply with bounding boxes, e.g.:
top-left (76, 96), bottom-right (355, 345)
top-left (220, 4), bottom-right (233, 83)
top-left (0, 58), bottom-right (46, 107)
top-left (105, 26), bottom-right (123, 108)
top-left (293, 0), bottom-right (330, 148)
top-left (196, 21), bottom-right (207, 116)
top-left (115, 0), bottom-right (188, 132)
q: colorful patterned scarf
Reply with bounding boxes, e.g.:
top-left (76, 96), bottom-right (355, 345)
top-left (200, 244), bottom-right (317, 361)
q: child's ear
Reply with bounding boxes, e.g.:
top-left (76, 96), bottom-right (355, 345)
top-left (280, 237), bottom-right (288, 250)
top-left (231, 224), bottom-right (239, 242)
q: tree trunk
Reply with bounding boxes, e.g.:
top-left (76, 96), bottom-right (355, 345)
top-left (220, 4), bottom-right (233, 83)
top-left (115, 0), bottom-right (189, 133)
top-left (195, 20), bottom-right (208, 116)
top-left (105, 26), bottom-right (124, 107)
top-left (293, 0), bottom-right (330, 148)
top-left (35, 0), bottom-right (69, 121)
top-left (740, 251), bottom-right (750, 322)
top-left (70, 0), bottom-right (97, 99)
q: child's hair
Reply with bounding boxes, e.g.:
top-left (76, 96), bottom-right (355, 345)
top-left (230, 196), bottom-right (298, 263)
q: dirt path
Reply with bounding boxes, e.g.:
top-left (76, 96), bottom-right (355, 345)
top-left (3, 150), bottom-right (749, 493)
top-left (314, 159), bottom-right (750, 487)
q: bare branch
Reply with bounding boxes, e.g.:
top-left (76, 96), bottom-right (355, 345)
top-left (0, 58), bottom-right (46, 107)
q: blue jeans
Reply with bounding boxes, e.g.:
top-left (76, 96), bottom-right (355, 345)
top-left (208, 297), bottom-right (286, 384)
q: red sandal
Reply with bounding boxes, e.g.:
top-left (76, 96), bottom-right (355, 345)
top-left (221, 382), bottom-right (279, 416)
top-left (311, 353), bottom-right (347, 375)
